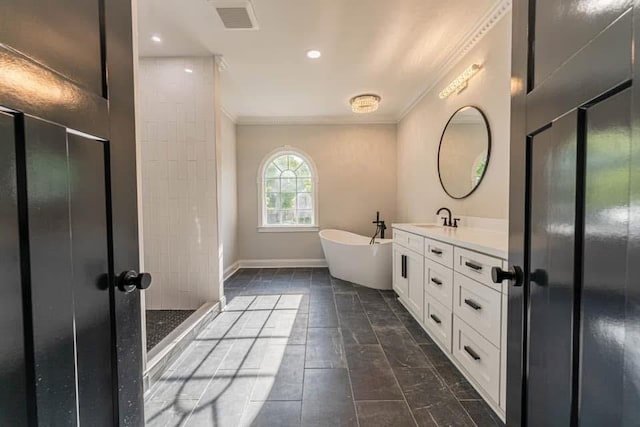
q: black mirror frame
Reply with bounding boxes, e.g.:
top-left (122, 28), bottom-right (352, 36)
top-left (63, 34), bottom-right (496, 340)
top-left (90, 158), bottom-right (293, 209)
top-left (437, 105), bottom-right (492, 199)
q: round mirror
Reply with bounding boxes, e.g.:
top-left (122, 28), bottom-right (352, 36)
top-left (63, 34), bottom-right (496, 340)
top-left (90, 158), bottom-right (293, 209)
top-left (437, 106), bottom-right (491, 199)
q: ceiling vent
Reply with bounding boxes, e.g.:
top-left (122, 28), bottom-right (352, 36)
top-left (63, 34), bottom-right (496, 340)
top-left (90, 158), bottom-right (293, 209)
top-left (209, 0), bottom-right (259, 30)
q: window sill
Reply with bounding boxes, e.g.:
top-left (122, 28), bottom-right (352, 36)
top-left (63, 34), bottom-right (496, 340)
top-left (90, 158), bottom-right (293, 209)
top-left (258, 226), bottom-right (319, 233)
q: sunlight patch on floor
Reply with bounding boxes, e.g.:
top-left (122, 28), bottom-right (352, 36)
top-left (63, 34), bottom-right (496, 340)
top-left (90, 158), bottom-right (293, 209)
top-left (145, 293), bottom-right (301, 427)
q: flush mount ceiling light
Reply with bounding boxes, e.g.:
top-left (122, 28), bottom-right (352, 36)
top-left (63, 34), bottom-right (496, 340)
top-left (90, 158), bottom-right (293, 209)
top-left (306, 49), bottom-right (321, 59)
top-left (151, 35), bottom-right (162, 43)
top-left (439, 64), bottom-right (482, 99)
top-left (184, 68), bottom-right (193, 73)
top-left (350, 94), bottom-right (381, 114)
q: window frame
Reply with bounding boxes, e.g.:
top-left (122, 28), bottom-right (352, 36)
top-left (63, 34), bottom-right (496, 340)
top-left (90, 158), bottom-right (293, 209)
top-left (257, 146), bottom-right (319, 232)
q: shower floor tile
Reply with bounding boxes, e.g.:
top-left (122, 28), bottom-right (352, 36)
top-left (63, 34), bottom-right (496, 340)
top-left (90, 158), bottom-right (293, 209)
top-left (146, 310), bottom-right (195, 351)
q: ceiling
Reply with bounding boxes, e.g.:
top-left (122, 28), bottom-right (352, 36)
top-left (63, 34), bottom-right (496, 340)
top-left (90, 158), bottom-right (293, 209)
top-left (137, 0), bottom-right (502, 123)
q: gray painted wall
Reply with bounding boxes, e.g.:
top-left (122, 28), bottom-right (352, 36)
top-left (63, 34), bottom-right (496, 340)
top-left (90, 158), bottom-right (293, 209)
top-left (397, 12), bottom-right (512, 222)
top-left (221, 112), bottom-right (239, 274)
top-left (236, 124), bottom-right (397, 262)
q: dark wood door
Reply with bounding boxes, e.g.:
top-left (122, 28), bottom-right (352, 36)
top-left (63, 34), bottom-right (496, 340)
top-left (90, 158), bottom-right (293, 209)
top-left (0, 0), bottom-right (144, 425)
top-left (508, 1), bottom-right (639, 425)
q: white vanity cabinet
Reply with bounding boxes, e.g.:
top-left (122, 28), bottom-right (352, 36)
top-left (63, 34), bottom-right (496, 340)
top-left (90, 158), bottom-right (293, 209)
top-left (392, 223), bottom-right (508, 421)
top-left (393, 246), bottom-right (408, 300)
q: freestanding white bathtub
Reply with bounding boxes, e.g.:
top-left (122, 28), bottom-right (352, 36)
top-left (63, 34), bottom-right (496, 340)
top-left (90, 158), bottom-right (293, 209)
top-left (319, 229), bottom-right (393, 290)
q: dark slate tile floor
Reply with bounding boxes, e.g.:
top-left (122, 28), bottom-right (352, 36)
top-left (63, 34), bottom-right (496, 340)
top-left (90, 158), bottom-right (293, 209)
top-left (145, 268), bottom-right (504, 427)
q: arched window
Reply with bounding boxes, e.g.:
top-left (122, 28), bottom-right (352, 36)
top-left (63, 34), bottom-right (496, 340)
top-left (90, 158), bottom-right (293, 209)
top-left (258, 147), bottom-right (318, 230)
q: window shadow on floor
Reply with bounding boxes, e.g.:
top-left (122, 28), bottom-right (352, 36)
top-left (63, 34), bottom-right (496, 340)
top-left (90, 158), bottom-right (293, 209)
top-left (144, 268), bottom-right (503, 427)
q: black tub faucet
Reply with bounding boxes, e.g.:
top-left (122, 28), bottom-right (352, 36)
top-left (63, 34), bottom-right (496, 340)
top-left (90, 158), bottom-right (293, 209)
top-left (437, 207), bottom-right (455, 227)
top-left (370, 211), bottom-right (387, 244)
top-left (373, 211), bottom-right (386, 238)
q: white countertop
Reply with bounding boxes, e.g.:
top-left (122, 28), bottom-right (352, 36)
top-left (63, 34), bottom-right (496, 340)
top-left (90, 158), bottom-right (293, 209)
top-left (392, 223), bottom-right (508, 259)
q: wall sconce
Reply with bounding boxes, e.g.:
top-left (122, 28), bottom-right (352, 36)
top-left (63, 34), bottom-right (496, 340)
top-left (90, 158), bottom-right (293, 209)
top-left (439, 64), bottom-right (482, 99)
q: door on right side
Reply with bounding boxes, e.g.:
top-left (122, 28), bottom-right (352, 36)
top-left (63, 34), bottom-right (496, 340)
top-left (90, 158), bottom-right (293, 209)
top-left (509, 1), bottom-right (638, 425)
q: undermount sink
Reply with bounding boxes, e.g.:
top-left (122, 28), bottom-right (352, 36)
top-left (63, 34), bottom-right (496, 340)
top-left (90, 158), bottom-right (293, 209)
top-left (413, 224), bottom-right (448, 230)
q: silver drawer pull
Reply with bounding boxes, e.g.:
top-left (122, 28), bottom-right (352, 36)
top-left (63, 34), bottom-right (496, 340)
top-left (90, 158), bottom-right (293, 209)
top-left (464, 345), bottom-right (481, 361)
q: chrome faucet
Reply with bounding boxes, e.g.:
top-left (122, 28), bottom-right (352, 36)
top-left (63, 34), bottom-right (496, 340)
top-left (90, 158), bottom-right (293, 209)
top-left (436, 207), bottom-right (460, 227)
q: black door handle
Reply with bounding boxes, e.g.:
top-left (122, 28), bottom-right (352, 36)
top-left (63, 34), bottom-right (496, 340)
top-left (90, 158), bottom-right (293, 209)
top-left (401, 255), bottom-right (407, 278)
top-left (531, 269), bottom-right (548, 287)
top-left (431, 248), bottom-right (443, 255)
top-left (491, 266), bottom-right (524, 287)
top-left (118, 270), bottom-right (152, 293)
top-left (402, 255), bottom-right (405, 278)
top-left (431, 277), bottom-right (442, 286)
top-left (430, 314), bottom-right (442, 324)
top-left (464, 345), bottom-right (481, 361)
top-left (464, 299), bottom-right (482, 310)
top-left (404, 255), bottom-right (408, 278)
top-left (464, 261), bottom-right (483, 271)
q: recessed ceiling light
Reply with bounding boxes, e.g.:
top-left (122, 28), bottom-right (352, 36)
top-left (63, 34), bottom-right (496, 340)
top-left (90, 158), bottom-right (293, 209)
top-left (151, 35), bottom-right (162, 43)
top-left (184, 68), bottom-right (193, 73)
top-left (306, 50), bottom-right (321, 59)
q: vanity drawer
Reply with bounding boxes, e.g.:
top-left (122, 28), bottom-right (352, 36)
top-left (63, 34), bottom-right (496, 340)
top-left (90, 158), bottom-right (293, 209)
top-left (453, 273), bottom-right (502, 346)
top-left (394, 229), bottom-right (410, 248)
top-left (453, 247), bottom-right (504, 292)
top-left (424, 237), bottom-right (453, 268)
top-left (394, 229), bottom-right (424, 255)
top-left (453, 316), bottom-right (500, 403)
top-left (424, 296), bottom-right (452, 352)
top-left (424, 258), bottom-right (454, 309)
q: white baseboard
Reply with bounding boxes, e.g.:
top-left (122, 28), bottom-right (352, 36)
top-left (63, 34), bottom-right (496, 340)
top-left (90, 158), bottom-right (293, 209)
top-left (223, 261), bottom-right (240, 281)
top-left (237, 258), bottom-right (328, 269)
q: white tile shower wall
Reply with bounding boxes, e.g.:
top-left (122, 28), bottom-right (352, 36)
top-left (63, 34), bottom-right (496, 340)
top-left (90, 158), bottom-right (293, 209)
top-left (138, 57), bottom-right (219, 310)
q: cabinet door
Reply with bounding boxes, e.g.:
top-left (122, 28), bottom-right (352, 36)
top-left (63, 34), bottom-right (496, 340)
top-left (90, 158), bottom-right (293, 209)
top-left (393, 246), bottom-right (408, 300)
top-left (406, 250), bottom-right (424, 319)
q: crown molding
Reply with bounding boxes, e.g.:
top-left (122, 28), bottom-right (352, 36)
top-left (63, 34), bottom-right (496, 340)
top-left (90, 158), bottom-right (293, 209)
top-left (215, 55), bottom-right (229, 71)
top-left (397, 0), bottom-right (512, 121)
top-left (235, 115), bottom-right (398, 126)
top-left (220, 105), bottom-right (238, 123)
